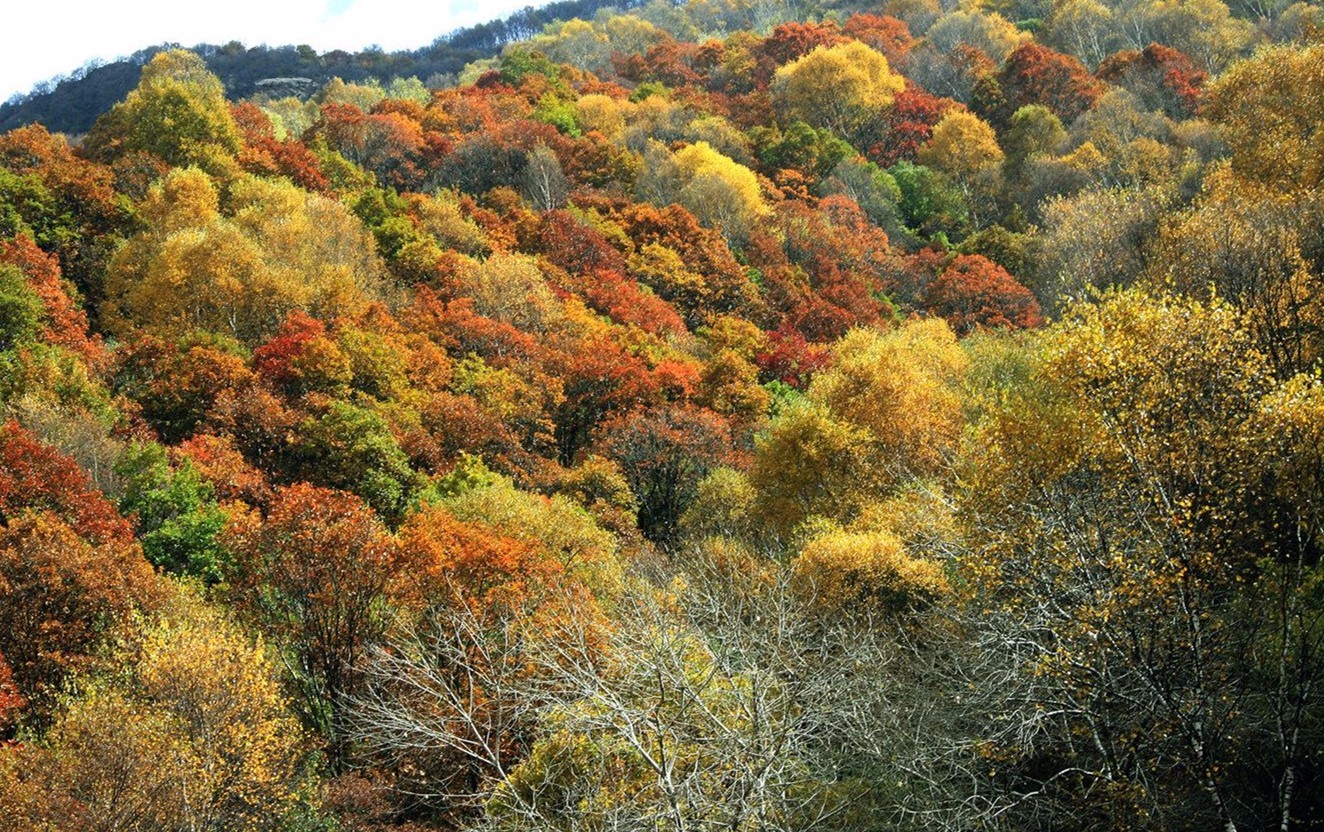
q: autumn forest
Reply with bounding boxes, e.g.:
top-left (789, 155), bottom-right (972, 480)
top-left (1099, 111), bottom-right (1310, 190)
top-left (0, 0), bottom-right (1322, 829)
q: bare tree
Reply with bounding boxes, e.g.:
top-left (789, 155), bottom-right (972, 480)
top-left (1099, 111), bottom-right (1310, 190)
top-left (352, 547), bottom-right (951, 832)
top-left (522, 145), bottom-right (569, 213)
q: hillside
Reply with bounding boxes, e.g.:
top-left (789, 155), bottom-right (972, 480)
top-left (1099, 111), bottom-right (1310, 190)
top-left (0, 0), bottom-right (644, 135)
top-left (2, 0), bottom-right (1324, 830)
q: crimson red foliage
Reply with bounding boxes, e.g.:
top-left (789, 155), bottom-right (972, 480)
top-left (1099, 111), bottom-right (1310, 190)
top-left (0, 420), bottom-right (134, 546)
top-left (753, 22), bottom-right (850, 86)
top-left (922, 254), bottom-right (1044, 335)
top-left (232, 102), bottom-right (331, 192)
top-left (869, 83), bottom-right (960, 167)
top-left (1097, 44), bottom-right (1207, 118)
top-left (994, 43), bottom-right (1104, 126)
top-left (843, 13), bottom-right (916, 65)
top-left (252, 311), bottom-right (332, 391)
top-left (0, 235), bottom-right (104, 364)
top-left (755, 322), bottom-right (832, 387)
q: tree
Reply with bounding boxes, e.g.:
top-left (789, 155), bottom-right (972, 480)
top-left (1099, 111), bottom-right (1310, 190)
top-left (233, 101), bottom-right (331, 193)
top-left (293, 401), bottom-right (423, 525)
top-left (104, 168), bottom-right (385, 345)
top-left (791, 528), bottom-right (949, 617)
top-left (0, 650), bottom-right (22, 736)
top-left (352, 502), bottom-right (603, 820)
top-left (958, 289), bottom-right (1324, 830)
top-left (438, 466), bottom-right (624, 598)
top-left (113, 335), bottom-right (255, 444)
top-left (0, 236), bottom-right (102, 362)
top-left (922, 254), bottom-right (1044, 335)
top-left (811, 320), bottom-right (967, 480)
top-left (1036, 184), bottom-right (1173, 310)
top-left (0, 125), bottom-right (129, 307)
top-left (748, 401), bottom-right (875, 538)
top-left (915, 111), bottom-right (1003, 227)
top-left (0, 419), bottom-right (135, 547)
top-left (918, 110), bottom-right (1004, 184)
top-left (751, 321), bottom-right (966, 538)
top-left (0, 591), bottom-right (308, 832)
top-left (115, 442), bottom-right (229, 583)
top-left (668, 141), bottom-right (769, 245)
top-left (1148, 168), bottom-right (1324, 378)
top-left (1204, 43), bottom-right (1324, 192)
top-left (0, 264), bottom-right (42, 353)
top-left (1044, 0), bottom-right (1118, 68)
top-left (86, 50), bottom-right (242, 175)
top-left (0, 509), bottom-right (157, 718)
top-left (1096, 44), bottom-right (1206, 119)
top-left (252, 311), bottom-right (352, 397)
top-left (771, 41), bottom-right (905, 138)
top-left (989, 42), bottom-right (1103, 127)
top-left (602, 405), bottom-right (734, 544)
top-left (522, 144), bottom-right (570, 212)
top-left (752, 20), bottom-right (850, 85)
top-left (925, 7), bottom-right (1028, 64)
top-left (1000, 104), bottom-right (1066, 173)
top-left (307, 102), bottom-right (429, 191)
top-left (355, 554), bottom-right (916, 832)
top-left (843, 13), bottom-right (917, 65)
top-left (226, 483), bottom-right (407, 762)
top-left (529, 19), bottom-right (612, 74)
top-left (1114, 0), bottom-right (1254, 72)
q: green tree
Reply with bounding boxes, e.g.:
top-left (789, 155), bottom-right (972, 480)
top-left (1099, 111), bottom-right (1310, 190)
top-left (115, 442), bottom-right (229, 583)
top-left (294, 401), bottom-right (423, 524)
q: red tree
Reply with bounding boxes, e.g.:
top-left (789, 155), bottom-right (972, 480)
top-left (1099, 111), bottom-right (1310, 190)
top-left (0, 420), bottom-right (134, 546)
top-left (843, 13), bottom-right (916, 66)
top-left (602, 404), bottom-right (733, 543)
top-left (0, 235), bottom-right (103, 364)
top-left (755, 321), bottom-right (831, 387)
top-left (1097, 44), bottom-right (1206, 118)
top-left (232, 101), bottom-right (330, 192)
top-left (0, 648), bottom-right (24, 734)
top-left (115, 335), bottom-right (256, 443)
top-left (753, 21), bottom-right (850, 86)
top-left (921, 254), bottom-right (1043, 335)
top-left (227, 483), bottom-right (409, 761)
top-left (0, 511), bottom-right (157, 716)
top-left (869, 83), bottom-right (959, 167)
top-left (991, 43), bottom-right (1104, 126)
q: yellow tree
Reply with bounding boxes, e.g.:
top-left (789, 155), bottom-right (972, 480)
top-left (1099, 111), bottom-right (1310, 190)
top-left (918, 110), bottom-right (1004, 224)
top-left (809, 320), bottom-right (968, 482)
top-left (750, 320), bottom-right (968, 537)
top-left (672, 141), bottom-right (769, 244)
top-left (1044, 0), bottom-right (1119, 69)
top-left (919, 111), bottom-right (1004, 182)
top-left (1204, 42), bottom-right (1324, 192)
top-left (0, 591), bottom-right (307, 832)
top-left (86, 50), bottom-right (242, 176)
top-left (771, 41), bottom-right (905, 137)
top-left (1149, 165), bottom-right (1324, 377)
top-left (925, 7), bottom-right (1028, 63)
top-left (104, 168), bottom-right (383, 344)
top-left (790, 528), bottom-right (950, 617)
top-left (959, 288), bottom-right (1324, 830)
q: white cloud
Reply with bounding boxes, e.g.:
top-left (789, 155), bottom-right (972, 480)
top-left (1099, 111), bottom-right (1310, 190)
top-left (1, 0), bottom-right (538, 102)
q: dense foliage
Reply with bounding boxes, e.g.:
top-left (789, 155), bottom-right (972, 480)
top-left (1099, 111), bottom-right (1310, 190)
top-left (3, 0), bottom-right (1324, 830)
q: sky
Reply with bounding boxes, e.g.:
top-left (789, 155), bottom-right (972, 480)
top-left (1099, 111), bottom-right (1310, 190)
top-left (1, 0), bottom-right (540, 102)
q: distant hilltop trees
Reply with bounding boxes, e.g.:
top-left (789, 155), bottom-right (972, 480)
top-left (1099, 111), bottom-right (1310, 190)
top-left (0, 0), bottom-right (647, 135)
